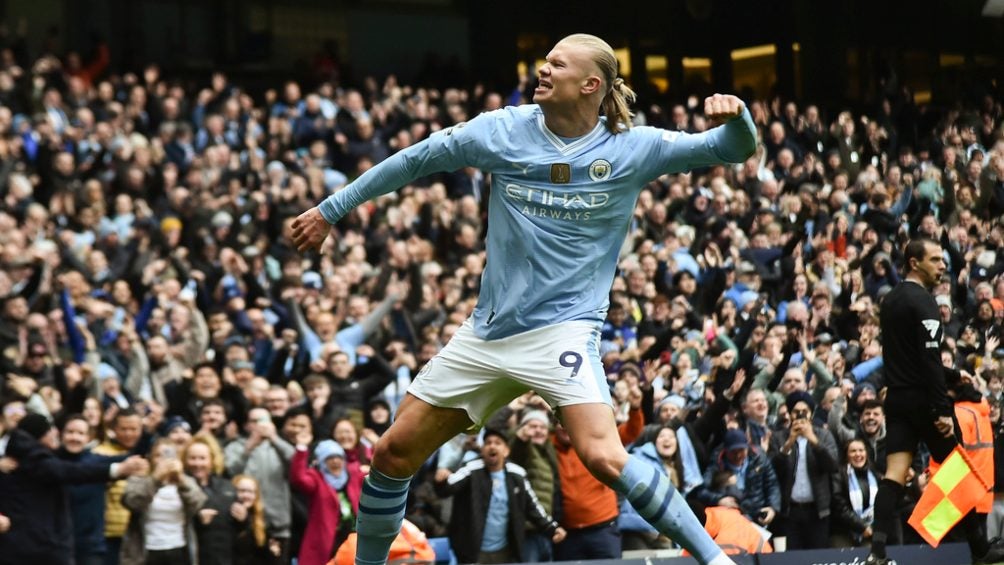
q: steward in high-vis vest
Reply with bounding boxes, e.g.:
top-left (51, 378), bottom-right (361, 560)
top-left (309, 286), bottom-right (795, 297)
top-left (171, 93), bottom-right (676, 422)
top-left (684, 504), bottom-right (773, 556)
top-left (332, 519), bottom-right (435, 565)
top-left (930, 384), bottom-right (994, 512)
top-left (952, 391), bottom-right (994, 512)
top-left (923, 383), bottom-right (996, 546)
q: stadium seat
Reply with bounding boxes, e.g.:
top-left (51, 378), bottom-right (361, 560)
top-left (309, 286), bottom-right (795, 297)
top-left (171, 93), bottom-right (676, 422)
top-left (428, 537), bottom-right (457, 565)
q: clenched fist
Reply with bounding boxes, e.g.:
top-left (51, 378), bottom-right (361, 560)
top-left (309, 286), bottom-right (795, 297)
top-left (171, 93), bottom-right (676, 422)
top-left (704, 94), bottom-right (746, 126)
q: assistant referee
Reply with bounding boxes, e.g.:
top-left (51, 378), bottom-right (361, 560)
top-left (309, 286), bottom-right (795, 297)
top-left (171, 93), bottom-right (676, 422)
top-left (866, 238), bottom-right (1004, 565)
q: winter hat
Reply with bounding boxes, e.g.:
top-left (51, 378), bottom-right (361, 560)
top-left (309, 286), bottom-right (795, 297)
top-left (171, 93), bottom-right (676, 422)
top-left (851, 382), bottom-right (877, 404)
top-left (162, 416), bottom-right (192, 436)
top-left (314, 439), bottom-right (346, 463)
top-left (482, 427), bottom-right (509, 443)
top-left (95, 362), bottom-right (120, 382)
top-left (314, 440), bottom-right (348, 491)
top-left (660, 395), bottom-right (687, 410)
top-left (17, 413), bottom-right (52, 439)
top-left (520, 410), bottom-right (550, 428)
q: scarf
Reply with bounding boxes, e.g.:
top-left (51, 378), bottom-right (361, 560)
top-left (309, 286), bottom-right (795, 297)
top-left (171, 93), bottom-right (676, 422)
top-left (315, 440), bottom-right (348, 491)
top-left (847, 464), bottom-right (877, 525)
top-left (725, 455), bottom-right (750, 492)
top-left (675, 427), bottom-right (704, 495)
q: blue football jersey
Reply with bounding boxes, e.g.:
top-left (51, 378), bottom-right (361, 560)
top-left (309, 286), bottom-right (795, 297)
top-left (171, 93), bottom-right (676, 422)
top-left (320, 104), bottom-right (756, 340)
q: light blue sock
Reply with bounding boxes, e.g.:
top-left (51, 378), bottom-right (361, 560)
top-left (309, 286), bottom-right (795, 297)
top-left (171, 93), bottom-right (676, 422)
top-left (612, 455), bottom-right (726, 565)
top-left (355, 468), bottom-right (412, 565)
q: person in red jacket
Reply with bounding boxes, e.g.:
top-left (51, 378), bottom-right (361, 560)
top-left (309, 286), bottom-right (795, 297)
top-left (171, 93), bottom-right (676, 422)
top-left (291, 430), bottom-right (364, 565)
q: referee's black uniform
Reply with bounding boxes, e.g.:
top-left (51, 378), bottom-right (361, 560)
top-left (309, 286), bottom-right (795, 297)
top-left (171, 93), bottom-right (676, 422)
top-left (879, 279), bottom-right (960, 459)
top-left (869, 241), bottom-right (1003, 565)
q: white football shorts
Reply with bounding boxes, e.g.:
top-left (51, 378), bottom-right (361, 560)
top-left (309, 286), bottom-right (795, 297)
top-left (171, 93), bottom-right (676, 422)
top-left (407, 318), bottom-right (612, 427)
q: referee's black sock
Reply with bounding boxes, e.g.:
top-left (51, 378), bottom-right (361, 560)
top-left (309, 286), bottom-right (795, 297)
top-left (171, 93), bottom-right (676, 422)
top-left (961, 511), bottom-right (990, 558)
top-left (871, 478), bottom-right (904, 558)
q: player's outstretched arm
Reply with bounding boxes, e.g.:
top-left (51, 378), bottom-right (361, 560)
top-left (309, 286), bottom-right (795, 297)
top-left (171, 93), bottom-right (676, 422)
top-left (638, 93), bottom-right (756, 179)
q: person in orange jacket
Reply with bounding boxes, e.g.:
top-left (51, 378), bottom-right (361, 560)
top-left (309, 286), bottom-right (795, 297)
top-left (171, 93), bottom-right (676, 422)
top-left (551, 382), bottom-right (645, 560)
top-left (331, 520), bottom-right (435, 565)
top-left (934, 380), bottom-right (995, 544)
top-left (944, 383), bottom-right (994, 513)
top-left (685, 502), bottom-right (773, 556)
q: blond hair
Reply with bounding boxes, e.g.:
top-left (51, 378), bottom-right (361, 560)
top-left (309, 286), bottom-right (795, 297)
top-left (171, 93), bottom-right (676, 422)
top-left (559, 33), bottom-right (637, 134)
top-left (183, 433), bottom-right (226, 476)
top-left (232, 474), bottom-right (267, 547)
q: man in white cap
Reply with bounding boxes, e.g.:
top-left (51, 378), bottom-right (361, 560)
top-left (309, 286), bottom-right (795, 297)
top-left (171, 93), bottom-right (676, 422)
top-left (935, 294), bottom-right (961, 339)
top-left (508, 409), bottom-right (558, 561)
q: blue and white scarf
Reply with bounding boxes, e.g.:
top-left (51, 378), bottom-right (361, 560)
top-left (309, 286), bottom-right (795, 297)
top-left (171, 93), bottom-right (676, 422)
top-left (847, 464), bottom-right (877, 527)
top-left (676, 427), bottom-right (704, 495)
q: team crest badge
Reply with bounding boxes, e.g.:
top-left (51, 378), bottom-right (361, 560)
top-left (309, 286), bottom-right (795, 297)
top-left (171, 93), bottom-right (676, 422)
top-left (588, 159), bottom-right (612, 182)
top-left (550, 163), bottom-right (571, 184)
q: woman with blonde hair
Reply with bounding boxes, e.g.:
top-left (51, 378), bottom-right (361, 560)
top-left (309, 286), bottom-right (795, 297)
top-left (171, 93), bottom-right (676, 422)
top-left (183, 434), bottom-right (241, 565)
top-left (232, 474), bottom-right (281, 564)
top-left (120, 438), bottom-right (206, 565)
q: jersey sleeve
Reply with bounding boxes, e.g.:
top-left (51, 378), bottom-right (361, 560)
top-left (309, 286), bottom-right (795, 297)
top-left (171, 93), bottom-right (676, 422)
top-left (632, 108), bottom-right (757, 181)
top-left (318, 110), bottom-right (501, 224)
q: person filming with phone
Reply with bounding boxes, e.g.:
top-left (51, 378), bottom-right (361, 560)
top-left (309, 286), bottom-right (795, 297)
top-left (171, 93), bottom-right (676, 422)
top-left (768, 391), bottom-right (838, 550)
top-left (224, 407), bottom-right (296, 561)
top-left (120, 439), bottom-right (207, 565)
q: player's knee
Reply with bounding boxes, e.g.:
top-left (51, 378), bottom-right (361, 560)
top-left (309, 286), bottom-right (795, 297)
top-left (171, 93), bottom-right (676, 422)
top-left (371, 437), bottom-right (421, 477)
top-left (580, 447), bottom-right (627, 484)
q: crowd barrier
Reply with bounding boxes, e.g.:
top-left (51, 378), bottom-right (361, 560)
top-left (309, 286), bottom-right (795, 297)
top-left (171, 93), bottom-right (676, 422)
top-left (445, 543), bottom-right (971, 565)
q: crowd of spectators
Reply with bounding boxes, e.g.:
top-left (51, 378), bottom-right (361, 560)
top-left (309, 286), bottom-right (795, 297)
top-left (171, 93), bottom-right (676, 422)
top-left (0, 23), bottom-right (1003, 565)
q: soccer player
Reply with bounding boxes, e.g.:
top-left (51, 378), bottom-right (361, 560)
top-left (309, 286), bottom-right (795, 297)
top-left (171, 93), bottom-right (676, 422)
top-left (292, 33), bottom-right (755, 565)
top-left (866, 239), bottom-right (1004, 565)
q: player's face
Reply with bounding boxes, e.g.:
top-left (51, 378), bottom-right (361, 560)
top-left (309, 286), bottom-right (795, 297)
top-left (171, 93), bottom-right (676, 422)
top-left (534, 42), bottom-right (596, 107)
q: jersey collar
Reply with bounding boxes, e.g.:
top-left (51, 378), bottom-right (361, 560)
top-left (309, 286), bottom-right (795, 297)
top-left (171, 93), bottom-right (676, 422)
top-left (536, 113), bottom-right (607, 156)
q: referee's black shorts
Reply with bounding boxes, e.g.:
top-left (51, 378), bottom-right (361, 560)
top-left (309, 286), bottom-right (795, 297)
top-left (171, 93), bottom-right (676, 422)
top-left (883, 388), bottom-right (957, 463)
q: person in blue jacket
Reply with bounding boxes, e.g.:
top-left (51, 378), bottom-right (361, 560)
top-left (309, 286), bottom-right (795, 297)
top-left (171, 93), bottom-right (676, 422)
top-left (58, 414), bottom-right (138, 565)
